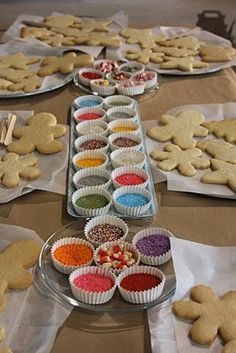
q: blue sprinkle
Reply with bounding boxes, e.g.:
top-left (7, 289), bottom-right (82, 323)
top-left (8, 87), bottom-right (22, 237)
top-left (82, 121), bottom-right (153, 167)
top-left (117, 193), bottom-right (149, 207)
top-left (79, 100), bottom-right (101, 107)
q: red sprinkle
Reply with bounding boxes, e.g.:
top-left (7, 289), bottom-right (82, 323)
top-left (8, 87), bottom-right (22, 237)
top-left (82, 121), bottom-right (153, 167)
top-left (115, 173), bottom-right (145, 186)
top-left (79, 113), bottom-right (103, 121)
top-left (120, 273), bottom-right (161, 291)
top-left (73, 273), bottom-right (114, 292)
top-left (82, 72), bottom-right (102, 80)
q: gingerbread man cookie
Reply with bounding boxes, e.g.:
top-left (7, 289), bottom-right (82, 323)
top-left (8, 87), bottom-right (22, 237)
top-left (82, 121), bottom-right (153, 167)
top-left (150, 144), bottom-right (210, 176)
top-left (161, 35), bottom-right (204, 50)
top-left (203, 119), bottom-right (236, 144)
top-left (76, 19), bottom-right (112, 33)
top-left (7, 113), bottom-right (67, 155)
top-left (199, 45), bottom-right (236, 62)
top-left (73, 32), bottom-right (122, 47)
top-left (40, 33), bottom-right (75, 47)
top-left (0, 68), bottom-right (31, 83)
top-left (43, 14), bottom-right (81, 28)
top-left (0, 79), bottom-right (12, 90)
top-left (154, 46), bottom-right (199, 57)
top-left (197, 140), bottom-right (236, 164)
top-left (147, 110), bottom-right (208, 149)
top-left (0, 53), bottom-right (40, 70)
top-left (160, 56), bottom-right (209, 72)
top-left (125, 48), bottom-right (164, 64)
top-left (21, 26), bottom-right (55, 39)
top-left (8, 74), bottom-right (42, 93)
top-left (201, 159), bottom-right (236, 192)
top-left (120, 28), bottom-right (165, 49)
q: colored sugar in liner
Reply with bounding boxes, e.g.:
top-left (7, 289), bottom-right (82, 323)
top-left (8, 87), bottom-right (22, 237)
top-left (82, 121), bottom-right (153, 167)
top-left (75, 194), bottom-right (108, 209)
top-left (114, 151), bottom-right (144, 166)
top-left (80, 139), bottom-right (107, 150)
top-left (73, 273), bottom-right (114, 292)
top-left (79, 113), bottom-right (103, 121)
top-left (95, 61), bottom-right (118, 73)
top-left (136, 234), bottom-right (170, 256)
top-left (79, 100), bottom-right (102, 108)
top-left (93, 79), bottom-right (115, 87)
top-left (81, 72), bottom-right (102, 80)
top-left (113, 126), bottom-right (136, 132)
top-left (122, 65), bottom-right (142, 73)
top-left (88, 224), bottom-right (124, 243)
top-left (96, 243), bottom-right (136, 270)
top-left (110, 112), bottom-right (133, 119)
top-left (120, 273), bottom-right (161, 291)
top-left (76, 158), bottom-right (104, 167)
top-left (134, 72), bottom-right (155, 82)
top-left (117, 193), bottom-right (149, 207)
top-left (110, 101), bottom-right (130, 107)
top-left (53, 244), bottom-right (93, 266)
top-left (110, 72), bottom-right (129, 81)
top-left (115, 173), bottom-right (145, 186)
top-left (113, 137), bottom-right (139, 148)
top-left (77, 175), bottom-right (108, 187)
top-left (79, 125), bottom-right (105, 135)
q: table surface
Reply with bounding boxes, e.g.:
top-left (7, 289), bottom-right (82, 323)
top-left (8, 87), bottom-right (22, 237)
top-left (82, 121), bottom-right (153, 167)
top-left (0, 18), bottom-right (236, 353)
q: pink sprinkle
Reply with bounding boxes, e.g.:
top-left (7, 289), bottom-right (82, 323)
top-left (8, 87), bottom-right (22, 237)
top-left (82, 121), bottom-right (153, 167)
top-left (115, 173), bottom-right (145, 186)
top-left (79, 113), bottom-right (102, 121)
top-left (73, 273), bottom-right (114, 292)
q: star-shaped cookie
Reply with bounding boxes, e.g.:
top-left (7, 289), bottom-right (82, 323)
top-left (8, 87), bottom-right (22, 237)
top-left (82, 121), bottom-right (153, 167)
top-left (197, 140), bottom-right (236, 164)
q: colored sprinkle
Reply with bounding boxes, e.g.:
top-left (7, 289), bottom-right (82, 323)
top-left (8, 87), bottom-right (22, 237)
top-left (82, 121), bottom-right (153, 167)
top-left (75, 194), bottom-right (109, 209)
top-left (136, 234), bottom-right (170, 256)
top-left (115, 173), bottom-right (145, 186)
top-left (95, 61), bottom-right (118, 73)
top-left (79, 100), bottom-right (102, 108)
top-left (113, 126), bottom-right (136, 132)
top-left (79, 113), bottom-right (103, 121)
top-left (88, 224), bottom-right (124, 243)
top-left (53, 243), bottom-right (92, 266)
top-left (110, 112), bottom-right (133, 119)
top-left (77, 175), bottom-right (108, 187)
top-left (134, 72), bottom-right (155, 82)
top-left (76, 158), bottom-right (104, 167)
top-left (73, 273), bottom-right (114, 292)
top-left (80, 139), bottom-right (107, 150)
top-left (81, 72), bottom-right (102, 80)
top-left (116, 193), bottom-right (149, 207)
top-left (109, 101), bottom-right (130, 106)
top-left (113, 137), bottom-right (139, 148)
top-left (114, 151), bottom-right (144, 166)
top-left (120, 273), bottom-right (161, 291)
top-left (110, 71), bottom-right (129, 81)
top-left (79, 125), bottom-right (105, 135)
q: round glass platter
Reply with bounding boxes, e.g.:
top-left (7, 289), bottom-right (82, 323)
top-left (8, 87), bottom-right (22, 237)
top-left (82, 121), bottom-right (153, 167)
top-left (38, 220), bottom-right (176, 313)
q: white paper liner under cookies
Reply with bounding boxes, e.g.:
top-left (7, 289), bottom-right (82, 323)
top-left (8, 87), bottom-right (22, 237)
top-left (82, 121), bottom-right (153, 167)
top-left (69, 266), bottom-right (117, 304)
top-left (51, 237), bottom-right (94, 275)
top-left (113, 186), bottom-right (152, 216)
top-left (74, 134), bottom-right (109, 153)
top-left (84, 215), bottom-right (129, 247)
top-left (111, 165), bottom-right (149, 189)
top-left (72, 150), bottom-right (108, 171)
top-left (73, 168), bottom-right (111, 190)
top-left (117, 265), bottom-right (166, 304)
top-left (108, 119), bottom-right (140, 135)
top-left (73, 107), bottom-right (106, 123)
top-left (75, 120), bottom-right (108, 137)
top-left (74, 95), bottom-right (104, 109)
top-left (94, 240), bottom-right (140, 275)
top-left (106, 106), bottom-right (138, 122)
top-left (103, 95), bottom-right (135, 110)
top-left (132, 227), bottom-right (173, 265)
top-left (110, 148), bottom-right (146, 169)
top-left (72, 186), bottom-right (112, 217)
top-left (108, 131), bottom-right (142, 151)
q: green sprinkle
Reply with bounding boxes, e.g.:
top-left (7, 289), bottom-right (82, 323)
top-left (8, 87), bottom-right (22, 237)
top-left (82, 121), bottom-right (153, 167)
top-left (75, 194), bottom-right (109, 209)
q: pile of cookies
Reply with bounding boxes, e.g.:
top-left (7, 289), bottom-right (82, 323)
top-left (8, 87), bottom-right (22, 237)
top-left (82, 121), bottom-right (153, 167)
top-left (148, 109), bottom-right (236, 192)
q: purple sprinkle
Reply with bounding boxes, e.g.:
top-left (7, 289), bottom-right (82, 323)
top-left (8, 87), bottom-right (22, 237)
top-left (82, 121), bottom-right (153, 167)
top-left (136, 233), bottom-right (170, 256)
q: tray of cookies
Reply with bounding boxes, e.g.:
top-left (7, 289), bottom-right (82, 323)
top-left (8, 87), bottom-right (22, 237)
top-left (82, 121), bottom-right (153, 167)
top-left (66, 94), bottom-right (158, 219)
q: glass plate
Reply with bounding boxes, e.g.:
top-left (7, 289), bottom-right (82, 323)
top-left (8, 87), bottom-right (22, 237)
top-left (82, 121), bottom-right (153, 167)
top-left (38, 220), bottom-right (176, 313)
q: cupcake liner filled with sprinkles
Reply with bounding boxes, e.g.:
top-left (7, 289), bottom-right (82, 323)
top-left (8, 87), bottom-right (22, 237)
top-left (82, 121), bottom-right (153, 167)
top-left (73, 168), bottom-right (111, 190)
top-left (75, 120), bottom-right (108, 137)
top-left (51, 237), bottom-right (94, 275)
top-left (111, 165), bottom-right (149, 189)
top-left (117, 265), bottom-right (165, 304)
top-left (103, 95), bottom-right (134, 110)
top-left (78, 68), bottom-right (104, 87)
top-left (90, 78), bottom-right (116, 96)
top-left (110, 148), bottom-right (146, 169)
top-left (74, 107), bottom-right (106, 123)
top-left (74, 134), bottom-right (109, 153)
top-left (84, 215), bottom-right (128, 247)
top-left (106, 106), bottom-right (137, 123)
top-left (74, 95), bottom-right (104, 109)
top-left (69, 266), bottom-right (117, 304)
top-left (72, 186), bottom-right (112, 217)
top-left (113, 186), bottom-right (152, 216)
top-left (94, 240), bottom-right (140, 275)
top-left (72, 150), bottom-right (108, 171)
top-left (108, 119), bottom-right (140, 135)
top-left (108, 132), bottom-right (142, 151)
top-left (132, 227), bottom-right (173, 265)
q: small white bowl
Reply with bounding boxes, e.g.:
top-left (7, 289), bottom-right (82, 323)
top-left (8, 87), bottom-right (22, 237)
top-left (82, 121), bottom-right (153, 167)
top-left (74, 107), bottom-right (106, 123)
top-left (132, 71), bottom-right (157, 89)
top-left (116, 80), bottom-right (145, 96)
top-left (106, 71), bottom-right (132, 85)
top-left (103, 95), bottom-right (135, 110)
top-left (90, 79), bottom-right (116, 96)
top-left (118, 62), bottom-right (145, 75)
top-left (93, 59), bottom-right (119, 73)
top-left (75, 120), bottom-right (108, 137)
top-left (73, 168), bottom-right (111, 190)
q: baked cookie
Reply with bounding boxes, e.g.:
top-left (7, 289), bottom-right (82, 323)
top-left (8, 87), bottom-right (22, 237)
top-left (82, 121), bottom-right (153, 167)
top-left (77, 19), bottom-right (112, 33)
top-left (0, 68), bottom-right (31, 83)
top-left (160, 35), bottom-right (204, 50)
top-left (201, 159), bottom-right (236, 192)
top-left (7, 112), bottom-right (67, 155)
top-left (0, 152), bottom-right (40, 188)
top-left (40, 33), bottom-right (75, 47)
top-left (0, 53), bottom-right (40, 70)
top-left (154, 46), bottom-right (199, 57)
top-left (203, 119), bottom-right (236, 144)
top-left (173, 285), bottom-right (236, 349)
top-left (21, 26), bottom-right (55, 39)
top-left (199, 45), bottom-right (236, 62)
top-left (150, 143), bottom-right (210, 176)
top-left (0, 327), bottom-right (5, 341)
top-left (73, 32), bottom-right (122, 47)
top-left (197, 140), bottom-right (236, 164)
top-left (38, 52), bottom-right (94, 76)
top-left (125, 48), bottom-right (164, 64)
top-left (223, 340), bottom-right (236, 353)
top-left (0, 79), bottom-right (12, 90)
top-left (160, 56), bottom-right (209, 72)
top-left (0, 239), bottom-right (41, 311)
top-left (43, 14), bottom-right (81, 28)
top-left (8, 74), bottom-right (42, 93)
top-left (0, 348), bottom-right (12, 353)
top-left (147, 110), bottom-right (208, 149)
top-left (50, 26), bottom-right (80, 37)
top-left (120, 28), bottom-right (165, 49)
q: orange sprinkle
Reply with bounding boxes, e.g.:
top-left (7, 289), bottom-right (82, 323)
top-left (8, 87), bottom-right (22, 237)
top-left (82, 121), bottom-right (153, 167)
top-left (54, 244), bottom-right (93, 266)
top-left (113, 127), bottom-right (135, 132)
top-left (77, 158), bottom-right (104, 167)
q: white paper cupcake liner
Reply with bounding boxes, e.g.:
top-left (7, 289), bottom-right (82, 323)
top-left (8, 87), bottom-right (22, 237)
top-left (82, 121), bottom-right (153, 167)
top-left (74, 95), bottom-right (104, 109)
top-left (93, 59), bottom-right (119, 73)
top-left (84, 215), bottom-right (129, 247)
top-left (108, 119), bottom-right (140, 135)
top-left (132, 227), bottom-right (174, 265)
top-left (72, 150), bottom-right (108, 171)
top-left (116, 81), bottom-right (145, 96)
top-left (75, 120), bottom-right (108, 137)
top-left (110, 148), bottom-right (146, 169)
top-left (111, 165), bottom-right (149, 189)
top-left (132, 71), bottom-right (157, 89)
top-left (106, 106), bottom-right (138, 122)
top-left (106, 71), bottom-right (132, 85)
top-left (73, 168), bottom-right (111, 190)
top-left (108, 132), bottom-right (142, 151)
top-left (94, 240), bottom-right (140, 276)
top-left (69, 266), bottom-right (117, 304)
top-left (117, 265), bottom-right (166, 304)
top-left (51, 237), bottom-right (94, 275)
top-left (73, 107), bottom-right (106, 123)
top-left (74, 134), bottom-right (109, 153)
top-left (113, 186), bottom-right (152, 216)
top-left (103, 95), bottom-right (135, 110)
top-left (118, 62), bottom-right (145, 76)
top-left (78, 68), bottom-right (104, 87)
top-left (90, 79), bottom-right (116, 96)
top-left (72, 186), bottom-right (112, 217)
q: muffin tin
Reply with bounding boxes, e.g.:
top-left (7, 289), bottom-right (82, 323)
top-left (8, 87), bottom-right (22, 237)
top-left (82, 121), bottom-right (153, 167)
top-left (67, 97), bottom-right (158, 219)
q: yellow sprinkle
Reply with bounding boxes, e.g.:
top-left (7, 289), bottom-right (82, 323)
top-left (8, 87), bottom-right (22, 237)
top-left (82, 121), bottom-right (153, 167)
top-left (77, 158), bottom-right (104, 167)
top-left (113, 126), bottom-right (136, 132)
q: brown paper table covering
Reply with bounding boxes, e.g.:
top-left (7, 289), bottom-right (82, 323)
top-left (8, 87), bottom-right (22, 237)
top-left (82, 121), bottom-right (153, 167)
top-left (0, 68), bottom-right (236, 353)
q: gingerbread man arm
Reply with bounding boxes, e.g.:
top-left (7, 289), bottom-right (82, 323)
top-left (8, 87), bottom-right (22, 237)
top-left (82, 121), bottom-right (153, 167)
top-left (189, 316), bottom-right (218, 345)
